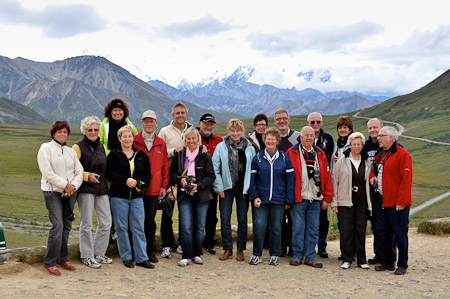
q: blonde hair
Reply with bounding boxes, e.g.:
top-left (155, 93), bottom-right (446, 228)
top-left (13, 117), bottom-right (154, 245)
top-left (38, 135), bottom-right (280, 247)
top-left (348, 132), bottom-right (365, 145)
top-left (226, 118), bottom-right (245, 132)
top-left (184, 127), bottom-right (201, 146)
top-left (80, 116), bottom-right (101, 135)
top-left (117, 125), bottom-right (135, 139)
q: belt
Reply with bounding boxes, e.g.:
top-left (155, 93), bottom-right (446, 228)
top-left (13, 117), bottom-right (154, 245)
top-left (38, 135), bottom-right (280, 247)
top-left (352, 186), bottom-right (364, 192)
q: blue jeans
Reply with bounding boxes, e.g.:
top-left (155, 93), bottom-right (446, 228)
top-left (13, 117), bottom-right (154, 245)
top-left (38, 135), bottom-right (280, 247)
top-left (378, 204), bottom-right (410, 269)
top-left (220, 187), bottom-right (249, 250)
top-left (178, 194), bottom-right (209, 259)
top-left (291, 200), bottom-right (320, 261)
top-left (252, 203), bottom-right (285, 256)
top-left (110, 197), bottom-right (148, 263)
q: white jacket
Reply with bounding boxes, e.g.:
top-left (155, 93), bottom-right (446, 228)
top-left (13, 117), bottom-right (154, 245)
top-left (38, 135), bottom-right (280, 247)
top-left (37, 140), bottom-right (83, 192)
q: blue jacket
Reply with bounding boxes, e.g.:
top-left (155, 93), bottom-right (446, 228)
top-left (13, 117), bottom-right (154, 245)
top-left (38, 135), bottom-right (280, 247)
top-left (249, 150), bottom-right (295, 205)
top-left (212, 140), bottom-right (255, 195)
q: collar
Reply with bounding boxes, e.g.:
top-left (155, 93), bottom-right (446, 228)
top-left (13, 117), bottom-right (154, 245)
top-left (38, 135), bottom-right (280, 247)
top-left (280, 129), bottom-right (291, 138)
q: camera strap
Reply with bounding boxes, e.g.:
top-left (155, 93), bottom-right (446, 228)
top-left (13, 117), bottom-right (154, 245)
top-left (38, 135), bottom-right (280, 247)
top-left (173, 160), bottom-right (195, 202)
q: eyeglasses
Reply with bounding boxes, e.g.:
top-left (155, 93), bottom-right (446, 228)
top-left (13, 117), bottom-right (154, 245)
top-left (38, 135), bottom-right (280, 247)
top-left (310, 121), bottom-right (321, 124)
top-left (255, 123), bottom-right (267, 127)
top-left (87, 129), bottom-right (99, 132)
top-left (275, 117), bottom-right (289, 122)
top-left (377, 134), bottom-right (390, 138)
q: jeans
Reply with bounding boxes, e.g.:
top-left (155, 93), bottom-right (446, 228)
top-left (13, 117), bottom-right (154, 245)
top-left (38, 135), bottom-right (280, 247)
top-left (78, 193), bottom-right (112, 258)
top-left (178, 194), bottom-right (209, 259)
top-left (252, 203), bottom-right (285, 256)
top-left (43, 191), bottom-right (76, 267)
top-left (378, 204), bottom-right (410, 269)
top-left (203, 190), bottom-right (218, 248)
top-left (219, 187), bottom-right (249, 250)
top-left (291, 200), bottom-right (320, 261)
top-left (318, 208), bottom-right (329, 250)
top-left (110, 197), bottom-right (148, 263)
top-left (143, 195), bottom-right (158, 254)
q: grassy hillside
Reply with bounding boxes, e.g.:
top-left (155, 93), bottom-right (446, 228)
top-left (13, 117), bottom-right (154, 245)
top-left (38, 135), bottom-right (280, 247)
top-left (359, 70), bottom-right (450, 142)
top-left (0, 98), bottom-right (50, 126)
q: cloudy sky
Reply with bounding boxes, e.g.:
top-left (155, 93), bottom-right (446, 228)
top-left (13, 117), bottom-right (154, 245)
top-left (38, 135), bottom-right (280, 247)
top-left (1, 0), bottom-right (449, 96)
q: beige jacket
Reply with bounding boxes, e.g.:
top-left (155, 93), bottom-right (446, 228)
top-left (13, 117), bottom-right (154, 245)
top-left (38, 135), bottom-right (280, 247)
top-left (37, 140), bottom-right (83, 192)
top-left (158, 120), bottom-right (192, 163)
top-left (331, 155), bottom-right (372, 211)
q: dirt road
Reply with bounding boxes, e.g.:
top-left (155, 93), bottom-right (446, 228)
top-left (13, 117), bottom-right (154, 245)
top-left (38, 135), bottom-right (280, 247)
top-left (1, 229), bottom-right (449, 298)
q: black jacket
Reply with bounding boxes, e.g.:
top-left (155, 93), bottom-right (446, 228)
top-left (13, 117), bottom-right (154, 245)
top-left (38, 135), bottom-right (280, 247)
top-left (106, 148), bottom-right (151, 199)
top-left (169, 145), bottom-right (216, 204)
top-left (315, 129), bottom-right (334, 164)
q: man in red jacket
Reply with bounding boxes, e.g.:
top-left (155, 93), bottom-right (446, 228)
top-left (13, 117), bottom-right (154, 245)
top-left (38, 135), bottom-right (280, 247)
top-left (196, 113), bottom-right (223, 255)
top-left (370, 126), bottom-right (412, 275)
top-left (133, 110), bottom-right (169, 263)
top-left (287, 126), bottom-right (333, 268)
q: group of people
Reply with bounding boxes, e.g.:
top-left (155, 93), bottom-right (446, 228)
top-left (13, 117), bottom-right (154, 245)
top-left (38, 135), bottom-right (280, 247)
top-left (37, 98), bottom-right (412, 276)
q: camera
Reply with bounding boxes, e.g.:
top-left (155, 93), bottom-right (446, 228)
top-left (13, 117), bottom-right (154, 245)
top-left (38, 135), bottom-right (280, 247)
top-left (308, 168), bottom-right (322, 197)
top-left (136, 180), bottom-right (145, 192)
top-left (94, 174), bottom-right (100, 180)
top-left (157, 195), bottom-right (168, 210)
top-left (372, 181), bottom-right (380, 194)
top-left (185, 175), bottom-right (195, 193)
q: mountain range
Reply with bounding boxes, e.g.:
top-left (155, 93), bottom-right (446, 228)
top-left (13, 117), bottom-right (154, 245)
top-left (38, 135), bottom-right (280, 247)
top-left (0, 55), bottom-right (239, 126)
top-left (148, 66), bottom-right (390, 116)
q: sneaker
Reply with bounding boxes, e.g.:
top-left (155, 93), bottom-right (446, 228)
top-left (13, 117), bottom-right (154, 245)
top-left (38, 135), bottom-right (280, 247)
top-left (341, 262), bottom-right (351, 269)
top-left (82, 257), bottom-right (101, 269)
top-left (192, 256), bottom-right (203, 264)
top-left (290, 258), bottom-right (302, 266)
top-left (94, 255), bottom-right (113, 264)
top-left (161, 247), bottom-right (172, 259)
top-left (268, 256), bottom-right (279, 266)
top-left (304, 260), bottom-right (323, 268)
top-left (249, 255), bottom-right (262, 265)
top-left (358, 263), bottom-right (370, 269)
top-left (178, 259), bottom-right (191, 267)
top-left (176, 245), bottom-right (183, 254)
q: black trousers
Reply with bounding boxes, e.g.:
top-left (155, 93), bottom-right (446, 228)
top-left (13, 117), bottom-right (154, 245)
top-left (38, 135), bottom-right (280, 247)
top-left (160, 199), bottom-right (176, 248)
top-left (368, 191), bottom-right (379, 256)
top-left (143, 195), bottom-right (158, 253)
top-left (337, 200), bottom-right (368, 264)
top-left (280, 209), bottom-right (292, 249)
top-left (202, 191), bottom-right (218, 248)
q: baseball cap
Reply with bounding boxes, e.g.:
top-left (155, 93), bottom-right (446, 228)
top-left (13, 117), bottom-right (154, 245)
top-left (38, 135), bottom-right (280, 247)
top-left (199, 113), bottom-right (216, 123)
top-left (141, 110), bottom-right (157, 120)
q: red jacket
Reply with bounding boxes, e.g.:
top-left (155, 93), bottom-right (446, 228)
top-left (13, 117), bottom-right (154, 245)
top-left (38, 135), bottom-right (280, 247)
top-left (370, 142), bottom-right (412, 207)
top-left (201, 132), bottom-right (223, 157)
top-left (134, 131), bottom-right (169, 196)
top-left (286, 143), bottom-right (333, 203)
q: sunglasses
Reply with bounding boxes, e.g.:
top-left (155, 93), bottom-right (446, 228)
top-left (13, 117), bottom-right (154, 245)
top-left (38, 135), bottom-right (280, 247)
top-left (310, 121), bottom-right (321, 124)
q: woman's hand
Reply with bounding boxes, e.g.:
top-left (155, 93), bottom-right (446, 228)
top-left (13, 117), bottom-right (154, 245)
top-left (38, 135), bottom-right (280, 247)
top-left (253, 198), bottom-right (261, 208)
top-left (64, 184), bottom-right (76, 196)
top-left (332, 206), bottom-right (338, 213)
top-left (126, 178), bottom-right (137, 188)
top-left (369, 177), bottom-right (377, 186)
top-left (191, 183), bottom-right (198, 192)
top-left (180, 177), bottom-right (187, 188)
top-left (333, 156), bottom-right (339, 163)
top-left (218, 191), bottom-right (225, 198)
top-left (285, 204), bottom-right (290, 210)
top-left (88, 172), bottom-right (100, 183)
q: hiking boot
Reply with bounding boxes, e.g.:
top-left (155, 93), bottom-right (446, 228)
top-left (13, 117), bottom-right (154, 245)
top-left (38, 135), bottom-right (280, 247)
top-left (304, 259), bottom-right (323, 268)
top-left (290, 258), bottom-right (302, 266)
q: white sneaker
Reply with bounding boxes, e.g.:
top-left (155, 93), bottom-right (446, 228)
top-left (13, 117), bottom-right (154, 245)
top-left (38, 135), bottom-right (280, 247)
top-left (359, 263), bottom-right (370, 269)
top-left (269, 256), bottom-right (279, 266)
top-left (178, 259), bottom-right (191, 267)
top-left (94, 255), bottom-right (113, 264)
top-left (176, 245), bottom-right (183, 254)
top-left (82, 257), bottom-right (101, 269)
top-left (161, 247), bottom-right (172, 258)
top-left (192, 256), bottom-right (203, 264)
top-left (341, 262), bottom-right (351, 269)
top-left (249, 255), bottom-right (262, 265)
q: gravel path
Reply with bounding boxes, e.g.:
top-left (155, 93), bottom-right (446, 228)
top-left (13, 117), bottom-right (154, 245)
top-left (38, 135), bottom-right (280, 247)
top-left (1, 229), bottom-right (449, 298)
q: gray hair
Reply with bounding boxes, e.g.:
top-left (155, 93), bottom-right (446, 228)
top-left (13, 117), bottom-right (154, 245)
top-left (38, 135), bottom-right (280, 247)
top-left (184, 127), bottom-right (202, 146)
top-left (307, 112), bottom-right (323, 122)
top-left (274, 108), bottom-right (289, 117)
top-left (80, 116), bottom-right (101, 135)
top-left (367, 118), bottom-right (383, 127)
top-left (384, 126), bottom-right (398, 141)
top-left (263, 126), bottom-right (281, 142)
top-left (348, 132), bottom-right (366, 145)
top-left (171, 101), bottom-right (188, 115)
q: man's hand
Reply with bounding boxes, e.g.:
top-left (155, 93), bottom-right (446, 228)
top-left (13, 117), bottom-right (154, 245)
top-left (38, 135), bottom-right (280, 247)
top-left (396, 205), bottom-right (405, 211)
top-left (321, 201), bottom-right (329, 210)
top-left (370, 177), bottom-right (377, 186)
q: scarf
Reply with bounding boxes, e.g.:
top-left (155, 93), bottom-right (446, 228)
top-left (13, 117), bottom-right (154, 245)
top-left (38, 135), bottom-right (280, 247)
top-left (108, 118), bottom-right (127, 151)
top-left (302, 146), bottom-right (316, 179)
top-left (185, 146), bottom-right (199, 177)
top-left (336, 132), bottom-right (352, 149)
top-left (224, 135), bottom-right (248, 185)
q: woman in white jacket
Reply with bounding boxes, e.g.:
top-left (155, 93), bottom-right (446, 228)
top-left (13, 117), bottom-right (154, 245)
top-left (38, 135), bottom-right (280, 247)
top-left (37, 121), bottom-right (83, 276)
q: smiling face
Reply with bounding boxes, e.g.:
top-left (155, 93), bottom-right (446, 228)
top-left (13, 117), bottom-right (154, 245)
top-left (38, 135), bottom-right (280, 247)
top-left (173, 106), bottom-right (188, 127)
top-left (85, 123), bottom-right (100, 142)
top-left (141, 117), bottom-right (157, 135)
top-left (119, 129), bottom-right (134, 149)
top-left (307, 114), bottom-right (323, 134)
top-left (367, 119), bottom-right (382, 141)
top-left (377, 127), bottom-right (394, 150)
top-left (300, 126), bottom-right (315, 150)
top-left (228, 126), bottom-right (243, 144)
top-left (274, 112), bottom-right (290, 134)
top-left (338, 125), bottom-right (351, 139)
top-left (111, 108), bottom-right (124, 122)
top-left (264, 133), bottom-right (279, 152)
top-left (350, 137), bottom-right (363, 156)
top-left (199, 121), bottom-right (214, 138)
top-left (254, 120), bottom-right (267, 135)
top-left (53, 128), bottom-right (68, 145)
top-left (185, 132), bottom-right (199, 151)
